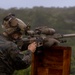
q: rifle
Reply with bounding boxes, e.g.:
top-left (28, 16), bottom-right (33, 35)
top-left (16, 26), bottom-right (75, 51)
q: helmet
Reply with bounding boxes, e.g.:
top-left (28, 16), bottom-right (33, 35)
top-left (2, 13), bottom-right (27, 35)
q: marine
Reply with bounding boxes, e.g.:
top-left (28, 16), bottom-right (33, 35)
top-left (0, 13), bottom-right (37, 75)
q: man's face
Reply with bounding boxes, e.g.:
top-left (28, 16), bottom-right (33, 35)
top-left (11, 33), bottom-right (22, 40)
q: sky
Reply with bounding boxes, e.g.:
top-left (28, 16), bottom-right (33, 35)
top-left (0, 0), bottom-right (75, 9)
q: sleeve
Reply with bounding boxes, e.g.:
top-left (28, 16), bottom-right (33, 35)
top-left (8, 42), bottom-right (32, 70)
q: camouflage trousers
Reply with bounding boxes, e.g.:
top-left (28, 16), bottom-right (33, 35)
top-left (0, 73), bottom-right (6, 75)
top-left (0, 73), bottom-right (12, 75)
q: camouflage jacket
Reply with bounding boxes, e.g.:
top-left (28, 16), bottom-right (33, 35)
top-left (0, 34), bottom-right (32, 75)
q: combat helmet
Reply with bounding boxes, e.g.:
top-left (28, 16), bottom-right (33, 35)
top-left (2, 13), bottom-right (28, 35)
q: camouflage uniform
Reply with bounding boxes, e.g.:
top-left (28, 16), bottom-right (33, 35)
top-left (0, 34), bottom-right (32, 75)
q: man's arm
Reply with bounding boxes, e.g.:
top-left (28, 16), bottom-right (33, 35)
top-left (8, 42), bottom-right (37, 70)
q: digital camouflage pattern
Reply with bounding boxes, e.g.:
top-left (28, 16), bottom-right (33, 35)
top-left (0, 34), bottom-right (32, 75)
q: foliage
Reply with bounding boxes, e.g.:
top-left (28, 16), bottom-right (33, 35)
top-left (13, 66), bottom-right (31, 75)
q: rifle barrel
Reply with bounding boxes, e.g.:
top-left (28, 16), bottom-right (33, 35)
top-left (63, 34), bottom-right (75, 38)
